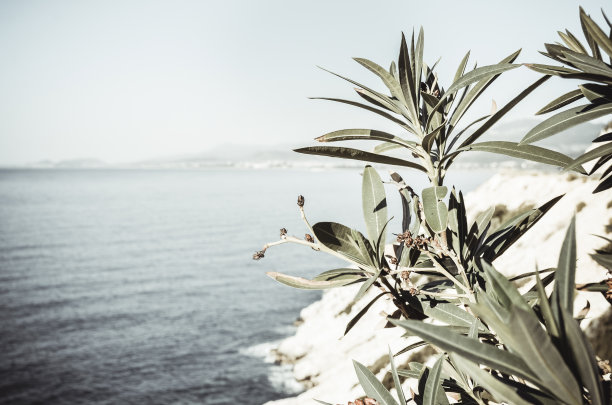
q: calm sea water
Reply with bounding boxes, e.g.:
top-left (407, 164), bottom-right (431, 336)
top-left (0, 167), bottom-right (493, 405)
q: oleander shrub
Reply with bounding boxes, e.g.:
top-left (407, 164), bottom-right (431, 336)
top-left (254, 7), bottom-right (612, 405)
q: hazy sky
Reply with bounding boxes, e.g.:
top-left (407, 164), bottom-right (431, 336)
top-left (0, 0), bottom-right (609, 164)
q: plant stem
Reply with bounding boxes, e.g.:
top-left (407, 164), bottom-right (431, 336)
top-left (425, 251), bottom-right (471, 295)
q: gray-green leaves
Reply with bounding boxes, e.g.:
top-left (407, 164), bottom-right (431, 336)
top-left (362, 166), bottom-right (388, 258)
top-left (422, 186), bottom-right (448, 233)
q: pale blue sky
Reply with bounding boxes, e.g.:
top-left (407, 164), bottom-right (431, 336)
top-left (0, 0), bottom-right (609, 164)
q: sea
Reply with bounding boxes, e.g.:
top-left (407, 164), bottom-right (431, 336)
top-left (0, 167), bottom-right (494, 405)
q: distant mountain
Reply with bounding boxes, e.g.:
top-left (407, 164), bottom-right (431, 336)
top-left (11, 118), bottom-right (606, 170)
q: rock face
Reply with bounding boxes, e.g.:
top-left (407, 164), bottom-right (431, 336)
top-left (265, 170), bottom-right (612, 405)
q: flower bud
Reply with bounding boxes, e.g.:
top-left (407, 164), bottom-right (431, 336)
top-left (297, 195), bottom-right (305, 207)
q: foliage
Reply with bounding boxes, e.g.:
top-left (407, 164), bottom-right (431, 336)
top-left (522, 8), bottom-right (612, 192)
top-left (254, 8), bottom-right (612, 405)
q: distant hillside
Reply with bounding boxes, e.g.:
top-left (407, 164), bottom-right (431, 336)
top-left (13, 118), bottom-right (605, 170)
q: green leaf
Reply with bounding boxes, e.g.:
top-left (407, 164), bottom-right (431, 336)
top-left (423, 355), bottom-right (449, 405)
top-left (579, 83), bottom-right (612, 103)
top-left (389, 348), bottom-right (407, 405)
top-left (566, 140), bottom-right (612, 170)
top-left (266, 272), bottom-right (358, 290)
top-left (479, 259), bottom-right (532, 312)
top-left (422, 186), bottom-right (448, 233)
top-left (315, 129), bottom-right (416, 149)
top-left (481, 194), bottom-right (563, 261)
top-left (504, 307), bottom-right (583, 405)
top-left (353, 360), bottom-right (399, 405)
top-left (436, 63), bottom-right (520, 110)
top-left (312, 268), bottom-right (365, 281)
top-left (520, 103), bottom-right (612, 144)
top-left (391, 319), bottom-right (541, 385)
top-left (398, 33), bottom-right (419, 129)
top-left (449, 49), bottom-right (521, 130)
top-left (318, 66), bottom-right (406, 117)
top-left (461, 141), bottom-right (585, 172)
top-left (536, 89), bottom-right (584, 115)
top-left (310, 97), bottom-right (411, 130)
top-left (362, 166), bottom-right (388, 257)
top-left (450, 354), bottom-right (551, 405)
top-left (294, 146), bottom-right (427, 172)
top-left (354, 269), bottom-right (381, 302)
top-left (580, 8), bottom-right (612, 58)
top-left (420, 299), bottom-right (482, 329)
top-left (394, 340), bottom-right (428, 357)
top-left (373, 142), bottom-right (404, 154)
top-left (559, 308), bottom-right (604, 405)
top-left (345, 291), bottom-right (387, 335)
top-left (553, 216), bottom-right (577, 316)
top-left (312, 222), bottom-right (375, 269)
top-left (534, 267), bottom-right (560, 339)
top-left (354, 57), bottom-right (408, 108)
top-left (457, 75), bottom-right (551, 150)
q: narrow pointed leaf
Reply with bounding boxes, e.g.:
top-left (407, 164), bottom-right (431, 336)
top-left (423, 355), bottom-right (449, 405)
top-left (559, 308), bottom-right (604, 405)
top-left (266, 272), bottom-right (358, 290)
top-left (316, 129), bottom-right (416, 149)
top-left (581, 9), bottom-right (612, 58)
top-left (534, 268), bottom-right (560, 339)
top-left (554, 216), bottom-right (577, 315)
top-left (449, 49), bottom-right (521, 130)
top-left (354, 57), bottom-right (407, 106)
top-left (345, 291), bottom-right (387, 335)
top-left (389, 348), bottom-right (407, 405)
top-left (457, 75), bottom-right (551, 149)
top-left (392, 319), bottom-right (541, 384)
top-left (521, 103), bottom-right (612, 144)
top-left (353, 360), bottom-right (399, 405)
top-left (536, 89), bottom-right (584, 115)
top-left (310, 97), bottom-right (410, 129)
top-left (437, 63), bottom-right (520, 109)
top-left (566, 140), bottom-right (612, 170)
top-left (450, 354), bottom-right (549, 405)
top-left (460, 141), bottom-right (585, 172)
top-left (294, 146), bottom-right (427, 172)
top-left (362, 165), bottom-right (388, 255)
top-left (373, 142), bottom-right (403, 154)
top-left (505, 306), bottom-right (583, 405)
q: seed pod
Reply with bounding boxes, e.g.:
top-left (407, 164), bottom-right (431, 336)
top-left (297, 195), bottom-right (305, 207)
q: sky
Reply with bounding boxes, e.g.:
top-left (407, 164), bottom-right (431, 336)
top-left (0, 0), bottom-right (609, 165)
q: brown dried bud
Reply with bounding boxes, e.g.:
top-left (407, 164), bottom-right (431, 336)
top-left (252, 250), bottom-right (265, 260)
top-left (364, 399), bottom-right (379, 405)
top-left (305, 233), bottom-right (314, 243)
top-left (297, 195), bottom-right (305, 207)
top-left (400, 271), bottom-right (411, 281)
top-left (280, 228), bottom-right (287, 237)
top-left (409, 287), bottom-right (418, 296)
top-left (389, 256), bottom-right (398, 265)
top-left (606, 278), bottom-right (612, 303)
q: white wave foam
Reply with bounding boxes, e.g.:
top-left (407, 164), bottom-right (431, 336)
top-left (240, 341), bottom-right (279, 363)
top-left (268, 363), bottom-right (304, 395)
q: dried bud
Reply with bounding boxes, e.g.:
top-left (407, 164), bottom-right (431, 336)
top-left (252, 250), bottom-right (265, 260)
top-left (280, 228), bottom-right (287, 237)
top-left (364, 399), bottom-right (379, 405)
top-left (409, 287), bottom-right (418, 296)
top-left (305, 233), bottom-right (314, 243)
top-left (297, 195), bottom-right (305, 207)
top-left (389, 256), bottom-right (398, 265)
top-left (606, 278), bottom-right (612, 303)
top-left (400, 271), bottom-right (411, 281)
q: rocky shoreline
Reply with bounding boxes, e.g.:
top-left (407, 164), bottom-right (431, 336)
top-left (265, 170), bottom-right (612, 405)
